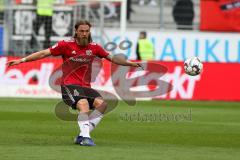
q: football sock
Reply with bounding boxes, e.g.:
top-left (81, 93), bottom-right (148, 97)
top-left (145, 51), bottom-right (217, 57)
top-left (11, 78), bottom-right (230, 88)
top-left (89, 109), bottom-right (103, 132)
top-left (78, 113), bottom-right (90, 138)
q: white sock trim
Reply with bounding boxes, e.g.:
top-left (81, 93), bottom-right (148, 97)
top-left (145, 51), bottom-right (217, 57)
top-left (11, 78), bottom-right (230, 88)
top-left (78, 113), bottom-right (90, 138)
top-left (89, 109), bottom-right (104, 132)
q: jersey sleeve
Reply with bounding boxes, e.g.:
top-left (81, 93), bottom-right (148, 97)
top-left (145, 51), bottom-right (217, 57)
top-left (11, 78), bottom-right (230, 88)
top-left (96, 44), bottom-right (109, 58)
top-left (49, 41), bottom-right (66, 56)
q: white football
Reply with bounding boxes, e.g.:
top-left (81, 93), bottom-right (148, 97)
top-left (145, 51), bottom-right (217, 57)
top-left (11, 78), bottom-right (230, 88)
top-left (184, 57), bottom-right (203, 76)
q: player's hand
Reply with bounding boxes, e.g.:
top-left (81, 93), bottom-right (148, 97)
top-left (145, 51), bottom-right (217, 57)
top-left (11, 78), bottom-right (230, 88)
top-left (131, 62), bottom-right (144, 70)
top-left (6, 59), bottom-right (22, 66)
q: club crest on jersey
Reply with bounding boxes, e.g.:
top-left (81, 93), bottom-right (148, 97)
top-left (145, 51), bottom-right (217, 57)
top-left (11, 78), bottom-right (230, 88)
top-left (86, 50), bottom-right (92, 56)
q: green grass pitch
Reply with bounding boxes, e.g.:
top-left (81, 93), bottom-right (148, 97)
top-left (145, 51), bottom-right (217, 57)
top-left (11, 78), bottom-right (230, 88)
top-left (0, 98), bottom-right (240, 160)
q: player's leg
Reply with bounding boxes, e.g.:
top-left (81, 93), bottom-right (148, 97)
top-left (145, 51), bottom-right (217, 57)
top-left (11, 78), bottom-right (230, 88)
top-left (76, 99), bottom-right (90, 138)
top-left (76, 99), bottom-right (96, 146)
top-left (80, 87), bottom-right (107, 132)
top-left (89, 97), bottom-right (107, 132)
top-left (61, 85), bottom-right (95, 146)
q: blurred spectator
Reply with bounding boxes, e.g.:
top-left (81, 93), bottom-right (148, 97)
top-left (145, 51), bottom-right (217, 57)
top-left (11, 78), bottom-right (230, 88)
top-left (136, 31), bottom-right (154, 60)
top-left (31, 0), bottom-right (55, 49)
top-left (127, 0), bottom-right (133, 21)
top-left (139, 0), bottom-right (157, 6)
top-left (172, 0), bottom-right (194, 30)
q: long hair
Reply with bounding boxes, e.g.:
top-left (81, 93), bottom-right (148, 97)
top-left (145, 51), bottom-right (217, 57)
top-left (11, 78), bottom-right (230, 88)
top-left (74, 20), bottom-right (93, 43)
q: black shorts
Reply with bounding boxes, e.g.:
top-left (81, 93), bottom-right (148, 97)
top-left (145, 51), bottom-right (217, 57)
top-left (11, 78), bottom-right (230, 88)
top-left (61, 85), bottom-right (102, 109)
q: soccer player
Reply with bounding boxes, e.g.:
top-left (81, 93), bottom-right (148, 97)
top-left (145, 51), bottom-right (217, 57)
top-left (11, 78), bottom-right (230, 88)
top-left (7, 20), bottom-right (142, 146)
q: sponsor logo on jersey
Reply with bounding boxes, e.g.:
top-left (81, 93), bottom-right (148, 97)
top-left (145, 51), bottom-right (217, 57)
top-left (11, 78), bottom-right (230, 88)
top-left (69, 57), bottom-right (91, 63)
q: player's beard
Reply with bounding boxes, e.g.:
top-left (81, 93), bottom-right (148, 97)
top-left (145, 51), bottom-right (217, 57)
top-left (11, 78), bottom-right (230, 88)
top-left (78, 37), bottom-right (89, 47)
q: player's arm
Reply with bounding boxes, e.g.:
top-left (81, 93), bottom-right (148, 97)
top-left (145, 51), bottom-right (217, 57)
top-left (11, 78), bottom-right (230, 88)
top-left (7, 49), bottom-right (51, 66)
top-left (106, 54), bottom-right (143, 69)
top-left (97, 44), bottom-right (143, 69)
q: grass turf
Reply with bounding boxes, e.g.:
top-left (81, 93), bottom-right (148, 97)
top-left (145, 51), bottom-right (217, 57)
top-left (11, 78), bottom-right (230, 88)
top-left (0, 98), bottom-right (240, 160)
